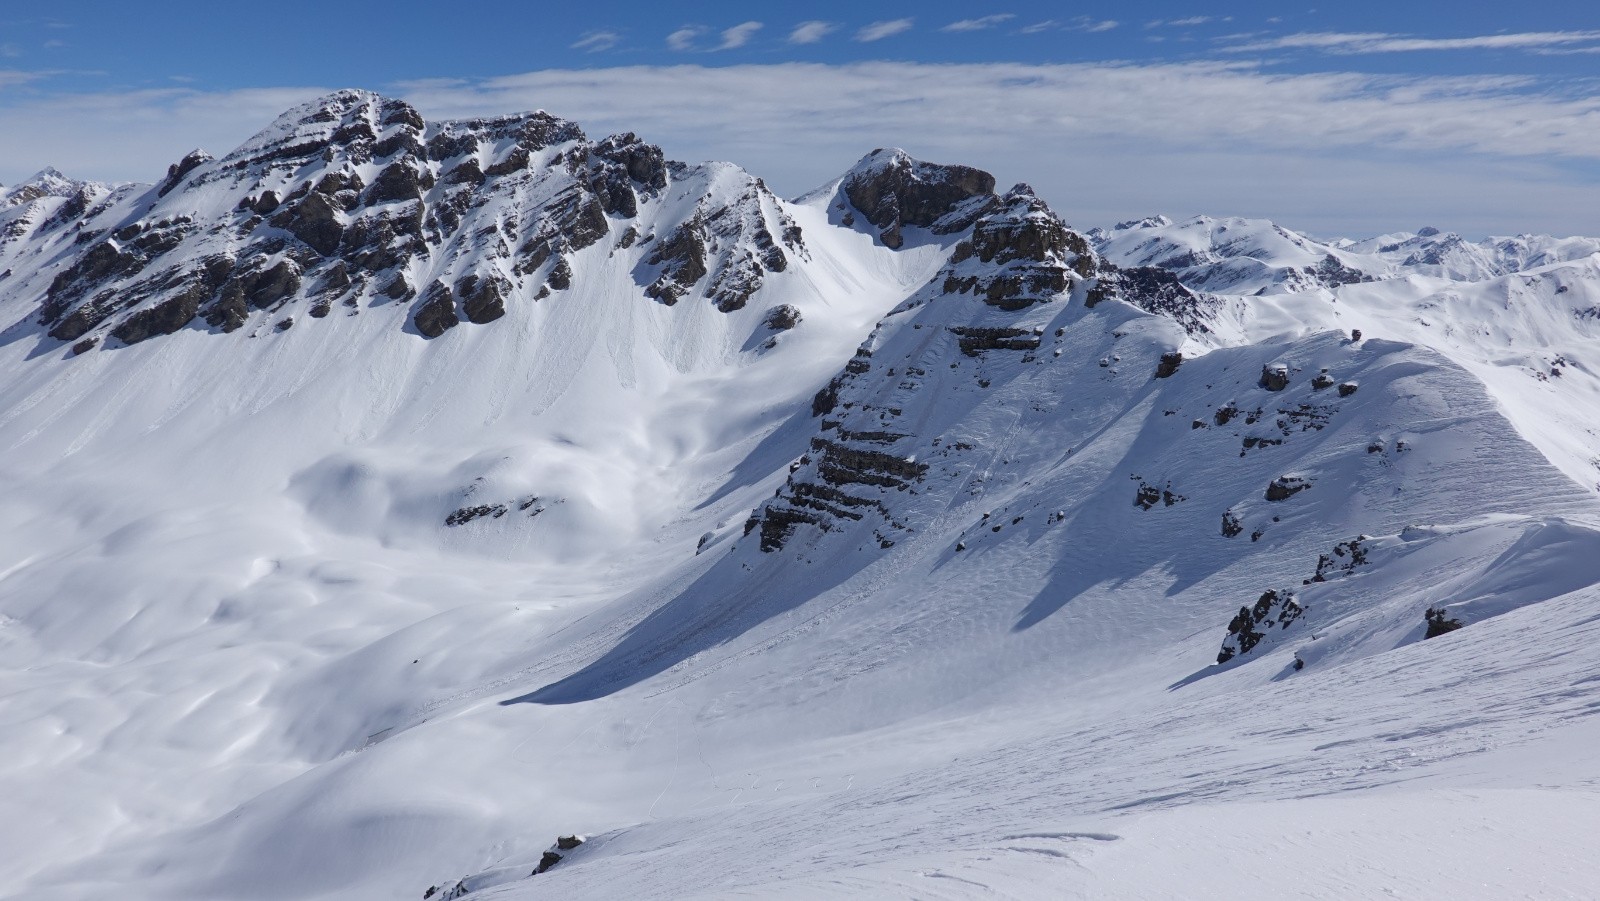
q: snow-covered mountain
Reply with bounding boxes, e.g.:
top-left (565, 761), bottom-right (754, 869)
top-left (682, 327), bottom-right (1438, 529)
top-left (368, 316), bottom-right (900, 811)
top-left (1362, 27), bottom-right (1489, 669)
top-left (3, 91), bottom-right (1599, 900)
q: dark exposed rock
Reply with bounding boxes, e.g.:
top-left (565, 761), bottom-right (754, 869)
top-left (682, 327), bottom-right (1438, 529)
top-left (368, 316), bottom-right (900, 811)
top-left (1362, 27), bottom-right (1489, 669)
top-left (1134, 482), bottom-right (1162, 510)
top-left (443, 158), bottom-right (485, 188)
top-left (1305, 253), bottom-right (1373, 288)
top-left (40, 241), bottom-right (140, 327)
top-left (645, 216), bottom-right (708, 304)
top-left (547, 257), bottom-right (573, 291)
top-left (942, 186), bottom-right (1080, 310)
top-left (273, 191), bottom-right (344, 256)
top-left (587, 133), bottom-right (667, 216)
top-left (319, 260), bottom-right (351, 292)
top-left (1214, 403), bottom-right (1239, 426)
top-left (458, 273), bottom-right (509, 324)
top-left (1424, 606), bottom-right (1464, 638)
top-left (484, 145), bottom-right (530, 177)
top-left (1217, 589), bottom-right (1304, 663)
top-left (1308, 538), bottom-right (1368, 583)
top-left (158, 149), bottom-right (212, 197)
top-left (414, 282), bottom-right (460, 338)
top-left (533, 852), bottom-right (563, 875)
top-left (753, 431), bottom-right (927, 552)
top-left (203, 257), bottom-right (299, 330)
top-left (1221, 509), bottom-right (1244, 538)
top-left (549, 186), bottom-right (609, 251)
top-left (1154, 351), bottom-right (1183, 378)
top-left (366, 161), bottom-right (427, 205)
top-left (765, 304), bottom-right (802, 331)
top-left (1242, 436), bottom-right (1285, 454)
top-left (708, 250), bottom-right (763, 311)
top-left (1338, 382), bottom-right (1359, 397)
top-left (244, 259), bottom-right (301, 309)
top-left (1092, 264), bottom-right (1216, 335)
top-left (556, 835), bottom-right (584, 851)
top-left (812, 375), bottom-right (844, 417)
top-left (422, 879), bottom-right (468, 900)
top-left (112, 287), bottom-right (204, 344)
top-left (1265, 475), bottom-right (1312, 502)
top-left (841, 149), bottom-right (997, 249)
top-left (948, 326), bottom-right (1040, 356)
top-left (71, 337), bottom-right (98, 355)
top-left (1134, 480), bottom-right (1185, 509)
top-left (1260, 364), bottom-right (1290, 391)
top-left (342, 207), bottom-right (424, 272)
top-left (1312, 372), bottom-right (1336, 390)
top-left (373, 129), bottom-right (425, 160)
top-left (445, 503), bottom-right (507, 525)
top-left (314, 169), bottom-right (364, 198)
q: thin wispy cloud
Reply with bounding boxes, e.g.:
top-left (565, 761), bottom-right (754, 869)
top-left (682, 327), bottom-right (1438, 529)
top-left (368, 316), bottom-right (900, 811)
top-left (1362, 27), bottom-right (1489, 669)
top-left (666, 26), bottom-right (704, 52)
top-left (856, 19), bottom-right (914, 42)
top-left (1148, 16), bottom-right (1230, 28)
top-left (788, 21), bottom-right (836, 45)
top-left (943, 15), bottom-right (1014, 33)
top-left (0, 68), bottom-right (47, 87)
top-left (1227, 29), bottom-right (1600, 54)
top-left (1027, 18), bottom-right (1118, 35)
top-left (718, 21), bottom-right (763, 50)
top-left (571, 30), bottom-right (620, 53)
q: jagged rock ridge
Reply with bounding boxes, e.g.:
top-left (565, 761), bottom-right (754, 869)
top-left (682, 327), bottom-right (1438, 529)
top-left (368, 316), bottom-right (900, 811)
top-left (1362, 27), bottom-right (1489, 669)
top-left (5, 90), bottom-right (808, 349)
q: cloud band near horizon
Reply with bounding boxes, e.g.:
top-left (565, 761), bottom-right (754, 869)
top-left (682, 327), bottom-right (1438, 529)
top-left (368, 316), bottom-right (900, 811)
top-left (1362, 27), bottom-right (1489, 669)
top-left (1, 61), bottom-right (1597, 237)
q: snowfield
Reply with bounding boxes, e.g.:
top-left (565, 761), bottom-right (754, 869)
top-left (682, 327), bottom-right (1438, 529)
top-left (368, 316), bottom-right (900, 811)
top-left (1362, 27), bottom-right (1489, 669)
top-left (1, 92), bottom-right (1598, 899)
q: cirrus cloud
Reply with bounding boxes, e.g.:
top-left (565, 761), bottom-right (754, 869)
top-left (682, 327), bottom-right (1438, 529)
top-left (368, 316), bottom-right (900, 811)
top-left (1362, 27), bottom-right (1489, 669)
top-left (943, 15), bottom-right (1014, 33)
top-left (788, 21), bottom-right (836, 45)
top-left (1225, 29), bottom-right (1600, 54)
top-left (856, 19), bottom-right (914, 42)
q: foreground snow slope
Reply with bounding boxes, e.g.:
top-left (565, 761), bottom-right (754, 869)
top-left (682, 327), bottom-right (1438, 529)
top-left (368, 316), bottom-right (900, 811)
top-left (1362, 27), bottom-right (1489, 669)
top-left (1, 93), bottom-right (1599, 900)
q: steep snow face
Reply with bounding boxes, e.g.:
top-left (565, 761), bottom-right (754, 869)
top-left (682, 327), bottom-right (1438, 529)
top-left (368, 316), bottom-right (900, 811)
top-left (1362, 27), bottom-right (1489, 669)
top-left (3, 93), bottom-right (1600, 901)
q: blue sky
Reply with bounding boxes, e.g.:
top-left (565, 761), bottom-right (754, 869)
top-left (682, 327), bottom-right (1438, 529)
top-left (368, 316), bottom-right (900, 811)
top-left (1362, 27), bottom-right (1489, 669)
top-left (3, 1), bottom-right (1598, 235)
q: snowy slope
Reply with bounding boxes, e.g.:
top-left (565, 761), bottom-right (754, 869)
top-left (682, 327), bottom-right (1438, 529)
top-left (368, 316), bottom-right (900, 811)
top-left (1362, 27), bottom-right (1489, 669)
top-left (2, 92), bottom-right (1600, 901)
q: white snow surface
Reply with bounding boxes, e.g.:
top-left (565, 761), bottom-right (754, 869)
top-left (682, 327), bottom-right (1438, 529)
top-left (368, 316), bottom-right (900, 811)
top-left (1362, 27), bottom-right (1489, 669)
top-left (2, 97), bottom-right (1600, 900)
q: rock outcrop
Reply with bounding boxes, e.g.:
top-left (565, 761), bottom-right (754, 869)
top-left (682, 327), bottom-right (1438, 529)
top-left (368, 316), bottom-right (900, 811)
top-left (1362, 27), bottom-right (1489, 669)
top-left (840, 149), bottom-right (997, 249)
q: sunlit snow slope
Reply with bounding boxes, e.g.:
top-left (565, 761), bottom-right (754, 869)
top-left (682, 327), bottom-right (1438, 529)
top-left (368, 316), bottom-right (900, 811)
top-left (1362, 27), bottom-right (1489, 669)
top-left (2, 93), bottom-right (1599, 900)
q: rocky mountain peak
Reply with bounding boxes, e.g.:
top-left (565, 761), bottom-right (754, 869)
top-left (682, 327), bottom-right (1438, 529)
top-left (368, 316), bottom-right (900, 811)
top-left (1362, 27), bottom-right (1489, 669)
top-left (839, 147), bottom-right (998, 249)
top-left (1, 166), bottom-right (94, 208)
top-left (12, 91), bottom-right (816, 349)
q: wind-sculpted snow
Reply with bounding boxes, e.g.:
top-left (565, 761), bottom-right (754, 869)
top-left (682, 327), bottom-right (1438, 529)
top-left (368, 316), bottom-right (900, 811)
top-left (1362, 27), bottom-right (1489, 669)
top-left (3, 92), bottom-right (1600, 901)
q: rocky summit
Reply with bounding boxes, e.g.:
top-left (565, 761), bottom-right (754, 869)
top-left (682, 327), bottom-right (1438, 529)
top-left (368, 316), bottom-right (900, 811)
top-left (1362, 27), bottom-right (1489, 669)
top-left (3, 91), bottom-right (1600, 901)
